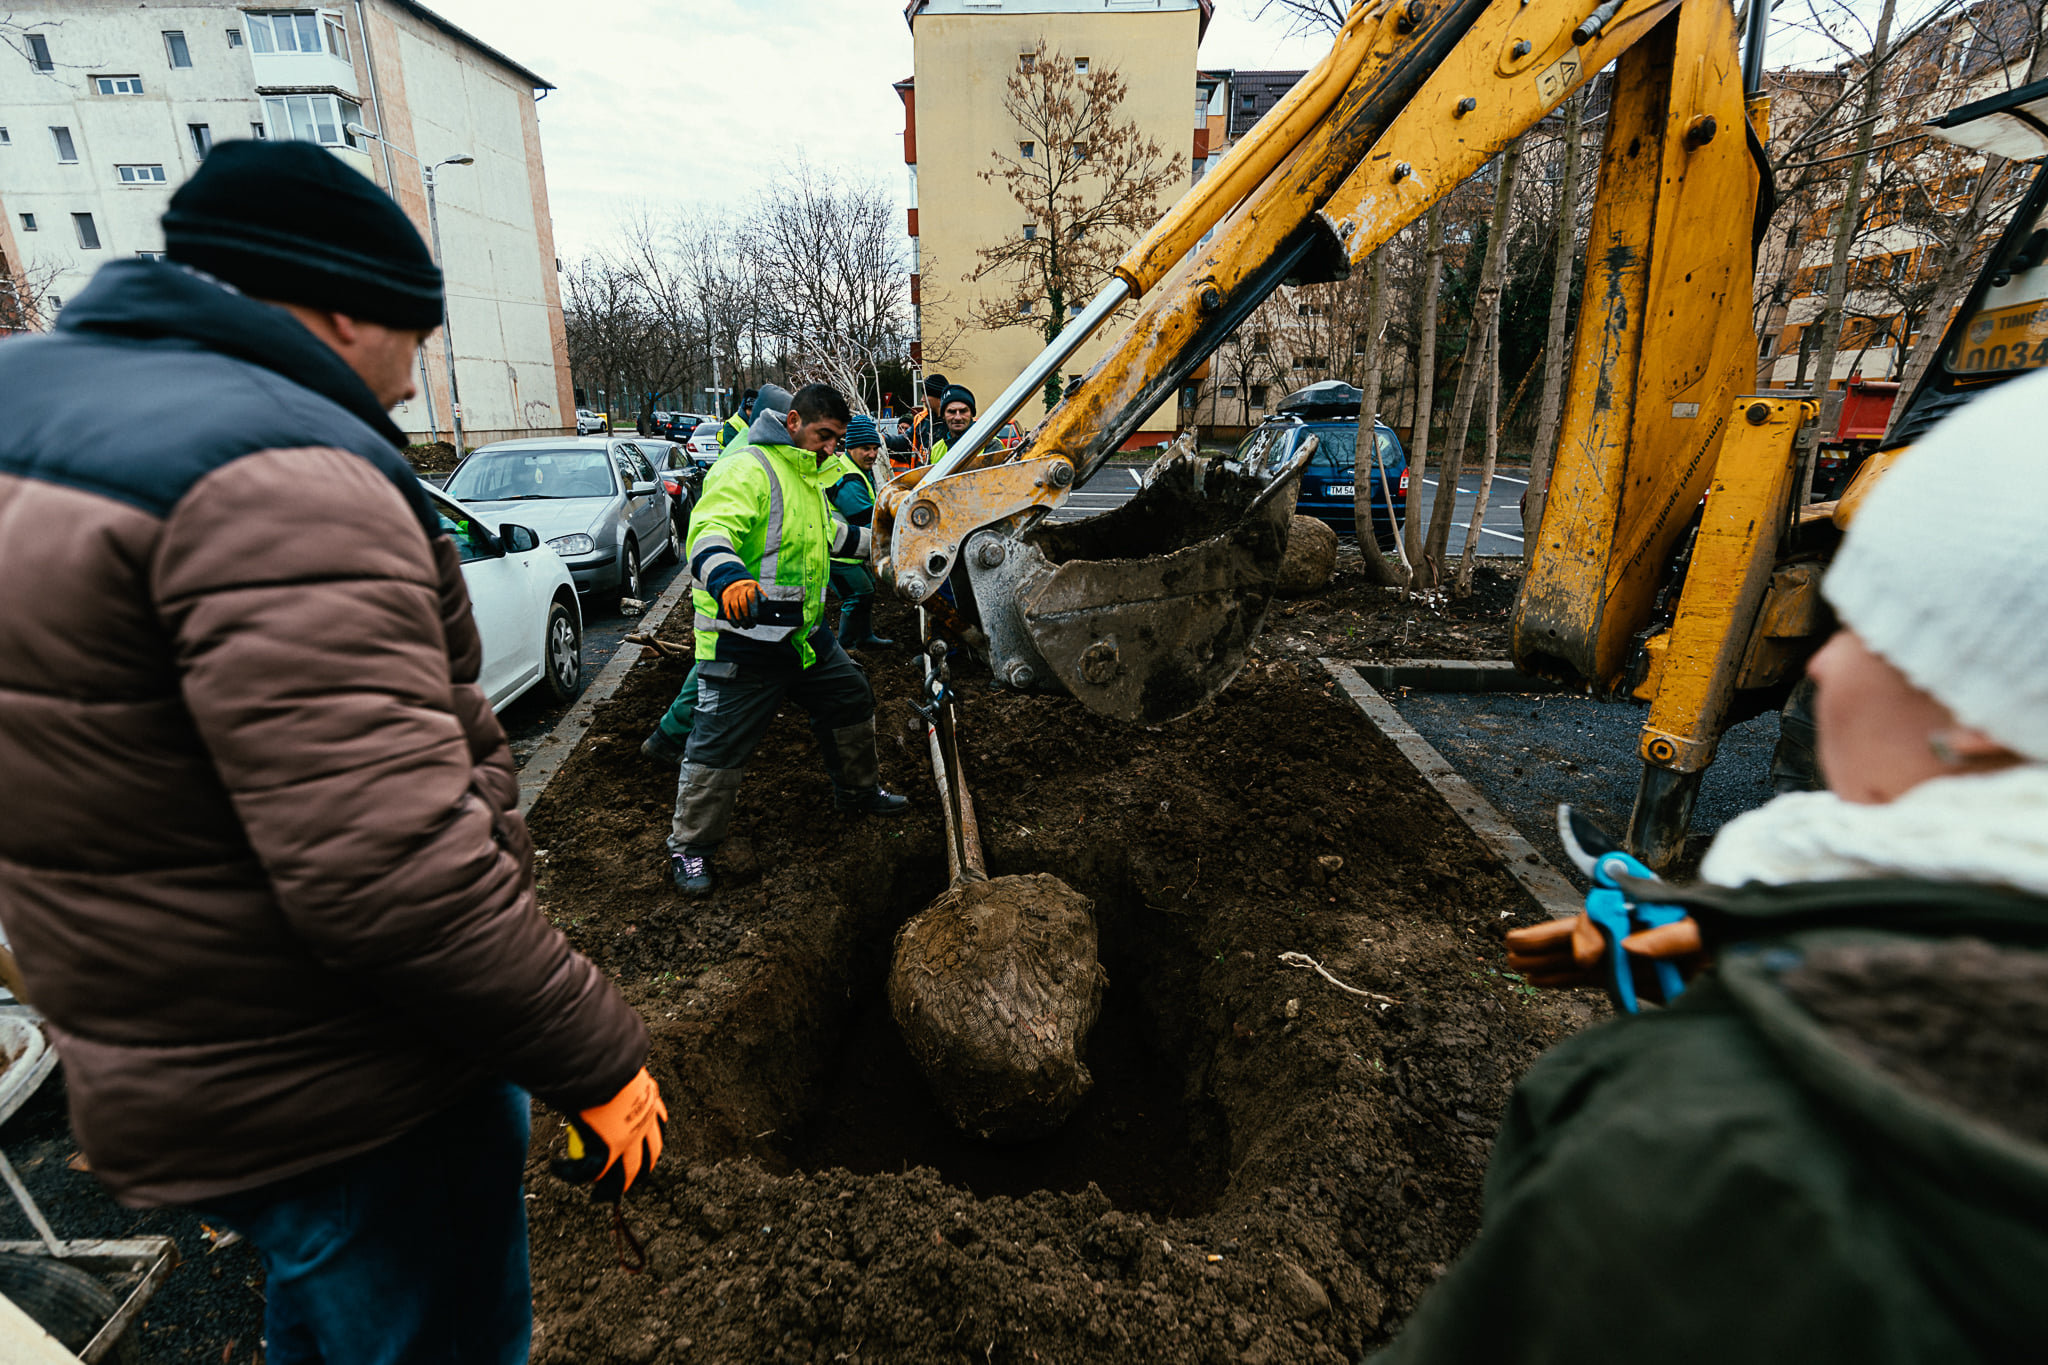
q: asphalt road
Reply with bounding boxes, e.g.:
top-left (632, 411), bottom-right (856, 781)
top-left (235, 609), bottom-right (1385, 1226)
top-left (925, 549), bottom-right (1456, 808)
top-left (1392, 689), bottom-right (1783, 881)
top-left (1046, 461), bottom-right (1532, 555)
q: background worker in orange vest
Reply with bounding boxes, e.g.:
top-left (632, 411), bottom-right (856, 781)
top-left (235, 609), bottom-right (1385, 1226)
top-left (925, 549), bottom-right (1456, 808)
top-left (905, 372), bottom-right (947, 473)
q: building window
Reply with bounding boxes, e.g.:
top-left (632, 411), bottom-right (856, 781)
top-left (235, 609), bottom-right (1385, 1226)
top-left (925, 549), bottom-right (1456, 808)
top-left (116, 163), bottom-right (168, 185)
top-left (1220, 385), bottom-right (1237, 399)
top-left (1294, 355), bottom-right (1328, 370)
top-left (95, 75), bottom-right (146, 95)
top-left (1353, 333), bottom-right (1370, 355)
top-left (73, 213), bottom-right (101, 250)
top-left (1760, 333), bottom-right (1776, 358)
top-left (164, 31), bottom-right (192, 67)
top-left (136, 250), bottom-right (166, 260)
top-left (1070, 141), bottom-right (1089, 161)
top-left (227, 28), bottom-right (244, 47)
top-left (246, 11), bottom-right (346, 55)
top-left (1240, 91), bottom-right (1256, 111)
top-left (19, 212), bottom-right (37, 232)
top-left (262, 93), bottom-right (362, 148)
top-left (1017, 299), bottom-right (1034, 316)
top-left (27, 34), bottom-right (52, 71)
top-left (1786, 224), bottom-right (1800, 249)
top-left (1297, 302), bottom-right (1323, 317)
top-left (1069, 303), bottom-right (1082, 317)
top-left (1249, 384), bottom-right (1269, 407)
top-left (50, 126), bottom-right (77, 163)
top-left (46, 295), bottom-right (60, 310)
top-left (1250, 331), bottom-right (1270, 355)
top-left (1075, 56), bottom-right (1089, 72)
top-left (1023, 223), bottom-right (1037, 239)
top-left (0, 128), bottom-right (9, 144)
top-left (324, 14), bottom-right (349, 59)
top-left (1019, 140), bottom-right (1035, 159)
top-left (251, 122), bottom-right (267, 139)
top-left (190, 123), bottom-right (213, 157)
top-left (1019, 52), bottom-right (1035, 72)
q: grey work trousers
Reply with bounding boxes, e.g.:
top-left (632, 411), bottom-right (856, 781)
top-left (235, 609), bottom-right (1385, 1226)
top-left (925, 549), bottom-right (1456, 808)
top-left (668, 628), bottom-right (879, 855)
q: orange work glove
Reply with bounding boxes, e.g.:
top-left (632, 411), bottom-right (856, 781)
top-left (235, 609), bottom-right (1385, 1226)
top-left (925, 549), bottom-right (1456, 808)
top-left (1504, 914), bottom-right (1706, 990)
top-left (718, 578), bottom-right (762, 624)
top-left (551, 1067), bottom-right (667, 1201)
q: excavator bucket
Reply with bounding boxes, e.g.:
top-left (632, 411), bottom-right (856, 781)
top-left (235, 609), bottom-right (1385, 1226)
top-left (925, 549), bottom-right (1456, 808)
top-left (962, 449), bottom-right (1309, 726)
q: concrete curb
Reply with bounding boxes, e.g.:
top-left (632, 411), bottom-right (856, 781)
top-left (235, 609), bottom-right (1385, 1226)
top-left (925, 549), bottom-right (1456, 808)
top-left (1320, 658), bottom-right (1581, 920)
top-left (517, 572), bottom-right (696, 817)
top-left (1349, 658), bottom-right (1562, 693)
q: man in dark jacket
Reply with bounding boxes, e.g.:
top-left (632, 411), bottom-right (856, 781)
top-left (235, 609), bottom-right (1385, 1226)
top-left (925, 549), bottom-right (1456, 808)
top-left (0, 141), bottom-right (661, 1362)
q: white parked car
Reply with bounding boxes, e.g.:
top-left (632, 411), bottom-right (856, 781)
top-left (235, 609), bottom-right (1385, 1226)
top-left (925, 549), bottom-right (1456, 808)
top-left (575, 408), bottom-right (607, 435)
top-left (423, 482), bottom-right (583, 712)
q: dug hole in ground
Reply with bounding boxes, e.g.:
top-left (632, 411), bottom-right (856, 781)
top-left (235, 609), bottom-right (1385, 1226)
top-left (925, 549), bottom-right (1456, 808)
top-left (521, 545), bottom-right (1604, 1365)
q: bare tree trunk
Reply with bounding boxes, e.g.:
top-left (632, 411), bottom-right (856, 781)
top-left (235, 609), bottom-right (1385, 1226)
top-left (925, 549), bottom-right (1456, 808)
top-left (1803, 0), bottom-right (1900, 454)
top-left (1525, 91), bottom-right (1584, 562)
top-left (1401, 206), bottom-right (1445, 589)
top-left (1423, 136), bottom-right (1525, 582)
top-left (1351, 248), bottom-right (1407, 586)
top-left (1456, 324), bottom-right (1504, 594)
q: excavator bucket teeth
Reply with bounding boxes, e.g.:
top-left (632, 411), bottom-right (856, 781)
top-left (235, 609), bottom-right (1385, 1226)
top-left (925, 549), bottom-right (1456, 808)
top-left (990, 452), bottom-right (1306, 726)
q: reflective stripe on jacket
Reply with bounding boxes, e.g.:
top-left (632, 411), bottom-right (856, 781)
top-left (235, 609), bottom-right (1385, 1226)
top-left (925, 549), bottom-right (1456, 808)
top-left (688, 443), bottom-right (867, 668)
top-left (822, 454), bottom-right (875, 567)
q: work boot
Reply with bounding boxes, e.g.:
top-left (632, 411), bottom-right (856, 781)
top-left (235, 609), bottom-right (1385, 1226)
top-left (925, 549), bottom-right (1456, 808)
top-left (669, 849), bottom-right (713, 896)
top-left (641, 727), bottom-right (687, 767)
top-left (834, 785), bottom-right (911, 816)
top-left (838, 601), bottom-right (894, 651)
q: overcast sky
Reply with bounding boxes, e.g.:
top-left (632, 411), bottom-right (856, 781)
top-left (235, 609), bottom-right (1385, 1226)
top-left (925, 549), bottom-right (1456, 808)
top-left (417, 0), bottom-right (1923, 259)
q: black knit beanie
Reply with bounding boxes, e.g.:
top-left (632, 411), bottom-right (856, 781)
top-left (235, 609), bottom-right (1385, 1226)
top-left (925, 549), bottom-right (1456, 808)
top-left (924, 373), bottom-right (949, 398)
top-left (162, 140), bottom-right (444, 330)
top-left (941, 384), bottom-right (976, 413)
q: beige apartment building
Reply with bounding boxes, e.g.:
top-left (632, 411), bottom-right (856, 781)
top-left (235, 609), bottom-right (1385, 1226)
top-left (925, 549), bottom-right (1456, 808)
top-left (0, 1), bottom-right (573, 445)
top-left (899, 0), bottom-right (1211, 445)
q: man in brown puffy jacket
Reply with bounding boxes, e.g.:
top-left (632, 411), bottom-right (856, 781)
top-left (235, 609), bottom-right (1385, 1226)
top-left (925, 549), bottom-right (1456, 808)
top-left (0, 141), bottom-right (660, 1363)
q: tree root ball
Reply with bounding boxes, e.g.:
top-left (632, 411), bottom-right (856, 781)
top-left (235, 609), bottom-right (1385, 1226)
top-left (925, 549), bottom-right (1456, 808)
top-left (1277, 514), bottom-right (1338, 595)
top-left (888, 873), bottom-right (1109, 1142)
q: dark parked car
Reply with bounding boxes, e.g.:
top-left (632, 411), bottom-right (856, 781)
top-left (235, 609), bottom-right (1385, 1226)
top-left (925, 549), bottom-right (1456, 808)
top-left (1234, 382), bottom-right (1407, 546)
top-left (642, 438), bottom-right (699, 545)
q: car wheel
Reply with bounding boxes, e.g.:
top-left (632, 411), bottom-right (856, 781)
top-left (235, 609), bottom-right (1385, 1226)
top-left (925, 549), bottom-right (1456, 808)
top-left (620, 538), bottom-right (643, 601)
top-left (542, 598), bottom-right (582, 703)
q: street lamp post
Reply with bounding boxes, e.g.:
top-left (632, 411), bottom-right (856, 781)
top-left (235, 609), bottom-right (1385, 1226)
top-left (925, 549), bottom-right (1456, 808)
top-left (345, 123), bottom-right (473, 451)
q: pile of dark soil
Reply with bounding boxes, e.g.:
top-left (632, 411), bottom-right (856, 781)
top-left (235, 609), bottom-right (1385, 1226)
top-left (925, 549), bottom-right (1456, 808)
top-left (404, 440), bottom-right (461, 477)
top-left (1267, 546), bottom-right (1521, 664)
top-left (521, 586), bottom-right (1599, 1364)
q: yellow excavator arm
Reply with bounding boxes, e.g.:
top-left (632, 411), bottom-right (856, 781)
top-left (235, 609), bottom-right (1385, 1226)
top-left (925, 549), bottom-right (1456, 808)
top-left (885, 0), bottom-right (2027, 865)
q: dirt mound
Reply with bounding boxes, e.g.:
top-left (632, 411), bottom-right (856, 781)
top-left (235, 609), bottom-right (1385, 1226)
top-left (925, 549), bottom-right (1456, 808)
top-left (890, 873), bottom-right (1108, 1142)
top-left (521, 588), bottom-right (1598, 1363)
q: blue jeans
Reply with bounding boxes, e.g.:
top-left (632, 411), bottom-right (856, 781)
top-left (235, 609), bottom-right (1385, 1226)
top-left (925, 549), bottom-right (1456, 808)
top-left (201, 1083), bottom-right (533, 1365)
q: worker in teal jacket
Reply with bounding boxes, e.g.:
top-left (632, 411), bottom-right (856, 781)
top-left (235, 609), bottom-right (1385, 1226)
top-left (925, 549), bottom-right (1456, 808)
top-left (822, 413), bottom-right (891, 651)
top-left (641, 384), bottom-right (793, 768)
top-left (667, 383), bottom-right (908, 895)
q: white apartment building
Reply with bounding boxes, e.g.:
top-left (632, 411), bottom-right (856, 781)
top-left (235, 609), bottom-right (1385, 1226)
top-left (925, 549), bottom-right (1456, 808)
top-left (0, 1), bottom-right (575, 445)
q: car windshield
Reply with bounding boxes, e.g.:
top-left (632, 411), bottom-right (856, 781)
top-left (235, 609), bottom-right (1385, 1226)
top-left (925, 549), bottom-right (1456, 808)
top-left (446, 448), bottom-right (617, 501)
top-left (1234, 424), bottom-right (1397, 477)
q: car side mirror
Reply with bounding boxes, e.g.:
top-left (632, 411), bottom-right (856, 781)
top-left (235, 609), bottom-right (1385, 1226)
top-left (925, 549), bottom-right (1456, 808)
top-left (499, 523), bottom-right (540, 553)
top-left (631, 480), bottom-right (658, 497)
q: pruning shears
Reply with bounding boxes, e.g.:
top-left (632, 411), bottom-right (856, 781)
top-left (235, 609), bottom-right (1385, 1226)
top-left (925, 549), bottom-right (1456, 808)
top-left (1556, 805), bottom-right (1690, 1013)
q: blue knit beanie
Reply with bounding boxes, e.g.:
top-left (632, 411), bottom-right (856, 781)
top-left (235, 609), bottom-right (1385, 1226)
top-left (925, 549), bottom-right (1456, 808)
top-left (844, 414), bottom-right (880, 449)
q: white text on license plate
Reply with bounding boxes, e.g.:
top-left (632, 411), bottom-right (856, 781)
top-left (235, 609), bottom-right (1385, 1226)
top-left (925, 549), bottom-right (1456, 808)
top-left (1326, 484), bottom-right (1355, 497)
